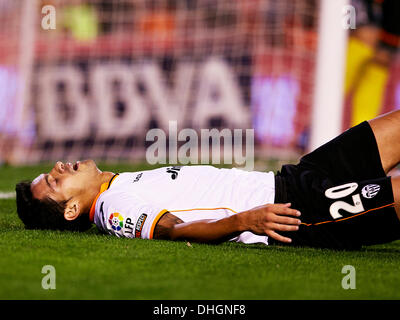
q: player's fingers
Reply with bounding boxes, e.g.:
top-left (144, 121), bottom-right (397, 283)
top-left (273, 205), bottom-right (301, 217)
top-left (273, 215), bottom-right (301, 225)
top-left (271, 202), bottom-right (291, 208)
top-left (271, 223), bottom-right (299, 232)
top-left (267, 230), bottom-right (292, 243)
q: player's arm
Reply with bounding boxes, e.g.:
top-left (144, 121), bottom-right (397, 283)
top-left (153, 203), bottom-right (301, 244)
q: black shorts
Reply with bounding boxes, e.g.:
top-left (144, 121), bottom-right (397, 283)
top-left (272, 121), bottom-right (400, 250)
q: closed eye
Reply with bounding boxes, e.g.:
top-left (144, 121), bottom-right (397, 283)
top-left (45, 174), bottom-right (56, 190)
top-left (45, 174), bottom-right (53, 190)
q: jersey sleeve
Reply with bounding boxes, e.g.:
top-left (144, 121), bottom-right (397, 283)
top-left (93, 190), bottom-right (168, 239)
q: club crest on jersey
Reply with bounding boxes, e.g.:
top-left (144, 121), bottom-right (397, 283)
top-left (361, 184), bottom-right (380, 199)
top-left (108, 212), bottom-right (124, 231)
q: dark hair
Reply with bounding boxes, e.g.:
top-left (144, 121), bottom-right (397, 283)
top-left (16, 181), bottom-right (92, 232)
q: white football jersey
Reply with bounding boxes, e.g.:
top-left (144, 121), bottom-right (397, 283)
top-left (90, 165), bottom-right (275, 245)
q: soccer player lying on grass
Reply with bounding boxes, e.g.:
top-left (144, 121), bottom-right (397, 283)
top-left (16, 111), bottom-right (400, 250)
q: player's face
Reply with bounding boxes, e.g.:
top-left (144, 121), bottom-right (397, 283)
top-left (30, 159), bottom-right (101, 203)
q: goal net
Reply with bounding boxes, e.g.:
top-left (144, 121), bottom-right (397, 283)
top-left (0, 0), bottom-right (330, 167)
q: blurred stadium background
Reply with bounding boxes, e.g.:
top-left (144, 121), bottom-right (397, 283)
top-left (0, 0), bottom-right (399, 167)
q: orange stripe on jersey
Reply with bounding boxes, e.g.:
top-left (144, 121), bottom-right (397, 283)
top-left (89, 183), bottom-right (109, 222)
top-left (169, 207), bottom-right (238, 214)
top-left (149, 209), bottom-right (169, 239)
top-left (89, 174), bottom-right (119, 222)
top-left (301, 202), bottom-right (395, 227)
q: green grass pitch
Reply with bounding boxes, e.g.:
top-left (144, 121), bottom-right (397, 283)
top-left (1, 162), bottom-right (400, 300)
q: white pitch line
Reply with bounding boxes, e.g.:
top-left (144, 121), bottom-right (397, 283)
top-left (0, 192), bottom-right (16, 199)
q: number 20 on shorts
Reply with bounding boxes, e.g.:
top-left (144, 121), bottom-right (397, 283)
top-left (325, 183), bottom-right (365, 219)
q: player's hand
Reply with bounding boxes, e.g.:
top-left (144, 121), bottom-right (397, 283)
top-left (239, 203), bottom-right (301, 243)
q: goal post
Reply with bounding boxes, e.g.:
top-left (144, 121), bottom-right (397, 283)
top-left (309, 0), bottom-right (349, 152)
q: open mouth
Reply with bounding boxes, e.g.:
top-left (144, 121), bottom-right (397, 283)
top-left (73, 161), bottom-right (80, 171)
